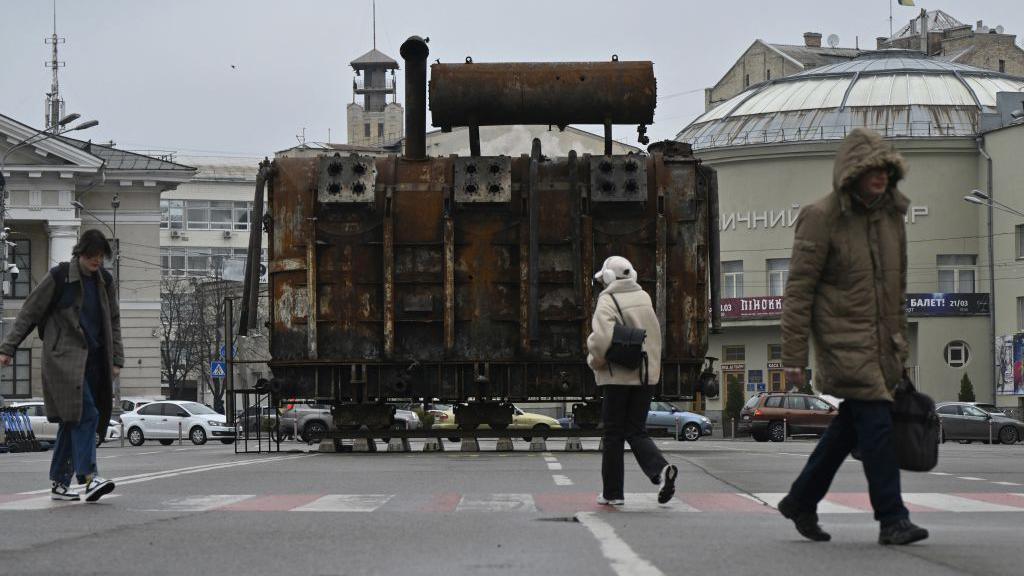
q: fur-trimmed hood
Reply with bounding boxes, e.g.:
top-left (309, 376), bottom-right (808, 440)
top-left (832, 128), bottom-right (910, 215)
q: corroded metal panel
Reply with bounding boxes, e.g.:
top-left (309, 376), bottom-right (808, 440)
top-left (317, 154), bottom-right (378, 203)
top-left (589, 155), bottom-right (648, 202)
top-left (453, 156), bottom-right (512, 203)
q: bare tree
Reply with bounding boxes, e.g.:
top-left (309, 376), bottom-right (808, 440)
top-left (160, 277), bottom-right (202, 400)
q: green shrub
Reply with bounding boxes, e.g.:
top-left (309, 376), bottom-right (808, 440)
top-left (958, 373), bottom-right (975, 403)
top-left (724, 380), bottom-right (745, 437)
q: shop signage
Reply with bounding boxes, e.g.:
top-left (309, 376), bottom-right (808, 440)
top-left (720, 297), bottom-right (784, 320)
top-left (767, 362), bottom-right (783, 369)
top-left (905, 293), bottom-right (990, 317)
top-left (721, 205), bottom-right (929, 232)
top-left (721, 363), bottom-right (745, 372)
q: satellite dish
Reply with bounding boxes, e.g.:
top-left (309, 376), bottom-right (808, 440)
top-left (996, 25), bottom-right (1005, 34)
top-left (827, 34), bottom-right (840, 48)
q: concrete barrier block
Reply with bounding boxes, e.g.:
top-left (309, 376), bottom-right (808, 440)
top-left (423, 438), bottom-right (444, 452)
top-left (495, 437), bottom-right (514, 451)
top-left (460, 438), bottom-right (480, 452)
top-left (318, 439), bottom-right (336, 453)
top-left (564, 437), bottom-right (583, 451)
top-left (529, 438), bottom-right (547, 452)
top-left (598, 438), bottom-right (604, 452)
top-left (388, 438), bottom-right (411, 452)
top-left (353, 438), bottom-right (377, 452)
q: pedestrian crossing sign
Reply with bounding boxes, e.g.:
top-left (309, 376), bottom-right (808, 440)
top-left (210, 361), bottom-right (226, 378)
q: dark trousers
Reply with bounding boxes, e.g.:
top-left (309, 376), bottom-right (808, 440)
top-left (600, 385), bottom-right (669, 500)
top-left (49, 372), bottom-right (99, 486)
top-left (787, 399), bottom-right (909, 526)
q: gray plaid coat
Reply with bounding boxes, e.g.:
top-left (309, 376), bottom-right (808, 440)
top-left (0, 258), bottom-right (123, 438)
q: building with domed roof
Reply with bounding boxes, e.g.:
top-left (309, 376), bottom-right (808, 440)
top-left (676, 49), bottom-right (1024, 421)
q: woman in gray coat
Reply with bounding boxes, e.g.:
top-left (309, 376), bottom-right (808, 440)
top-left (587, 256), bottom-right (677, 506)
top-left (0, 230), bottom-right (122, 502)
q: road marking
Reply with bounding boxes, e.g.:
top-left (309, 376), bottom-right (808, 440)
top-left (175, 448), bottom-right (190, 451)
top-left (902, 493), bottom-right (1024, 512)
top-left (576, 512), bottom-right (665, 576)
top-left (755, 493), bottom-right (862, 514)
top-left (957, 477), bottom-right (985, 481)
top-left (142, 495), bottom-right (254, 512)
top-left (0, 494), bottom-right (121, 510)
top-left (993, 481), bottom-right (1022, 487)
top-left (929, 472), bottom-right (952, 476)
top-left (136, 451), bottom-right (161, 455)
top-left (17, 454), bottom-right (314, 495)
top-left (618, 493), bottom-right (698, 513)
top-left (457, 493), bottom-right (537, 513)
top-left (547, 462), bottom-right (563, 470)
top-left (293, 495), bottom-right (393, 512)
top-left (553, 475), bottom-right (574, 486)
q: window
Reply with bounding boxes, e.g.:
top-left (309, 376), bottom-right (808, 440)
top-left (765, 396), bottom-right (784, 408)
top-left (161, 247), bottom-right (250, 278)
top-left (723, 345), bottom-right (745, 362)
top-left (937, 254), bottom-right (976, 292)
top-left (743, 395), bottom-right (761, 409)
top-left (962, 405), bottom-right (987, 418)
top-left (9, 238), bottom-right (31, 298)
top-left (0, 349), bottom-right (31, 397)
top-left (377, 123), bottom-right (384, 138)
top-left (138, 403), bottom-right (163, 416)
top-left (768, 344), bottom-right (782, 361)
top-left (1016, 225), bottom-right (1024, 260)
top-left (766, 69), bottom-right (772, 80)
top-left (364, 123), bottom-right (371, 138)
top-left (807, 398), bottom-right (832, 411)
top-left (785, 396), bottom-right (807, 409)
top-left (744, 73), bottom-right (750, 87)
top-left (161, 199), bottom-right (184, 230)
top-left (234, 202), bottom-right (251, 231)
top-left (936, 405), bottom-right (960, 415)
top-left (999, 59), bottom-right (1006, 73)
top-left (944, 340), bottom-right (971, 368)
top-left (767, 258), bottom-right (790, 296)
top-left (1018, 297), bottom-right (1024, 332)
top-left (722, 260), bottom-right (744, 298)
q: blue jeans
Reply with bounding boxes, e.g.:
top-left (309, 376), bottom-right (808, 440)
top-left (787, 399), bottom-right (909, 526)
top-left (49, 377), bottom-right (99, 486)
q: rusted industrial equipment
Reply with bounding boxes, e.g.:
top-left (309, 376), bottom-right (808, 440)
top-left (240, 36), bottom-right (720, 433)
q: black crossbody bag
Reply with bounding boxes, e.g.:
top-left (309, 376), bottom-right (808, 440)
top-left (604, 294), bottom-right (649, 385)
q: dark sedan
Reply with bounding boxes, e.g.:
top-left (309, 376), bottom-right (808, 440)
top-left (936, 402), bottom-right (1023, 444)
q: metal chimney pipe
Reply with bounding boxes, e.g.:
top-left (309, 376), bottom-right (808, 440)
top-left (400, 35), bottom-right (429, 160)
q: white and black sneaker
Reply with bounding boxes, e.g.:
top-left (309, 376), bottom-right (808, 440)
top-left (596, 493), bottom-right (624, 506)
top-left (82, 476), bottom-right (115, 502)
top-left (657, 464), bottom-right (678, 504)
top-left (50, 482), bottom-right (80, 501)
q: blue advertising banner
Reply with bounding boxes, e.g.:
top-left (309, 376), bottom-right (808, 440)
top-left (905, 293), bottom-right (990, 317)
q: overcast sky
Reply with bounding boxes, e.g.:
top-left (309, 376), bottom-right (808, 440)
top-left (2, 0), bottom-right (1022, 161)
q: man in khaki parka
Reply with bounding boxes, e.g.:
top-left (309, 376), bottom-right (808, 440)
top-left (776, 129), bottom-right (928, 545)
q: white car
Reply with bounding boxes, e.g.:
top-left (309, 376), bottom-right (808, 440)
top-left (121, 400), bottom-right (235, 446)
top-left (10, 400), bottom-right (120, 446)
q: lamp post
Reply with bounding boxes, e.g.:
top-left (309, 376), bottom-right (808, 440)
top-left (962, 190), bottom-right (1024, 405)
top-left (0, 115), bottom-right (98, 394)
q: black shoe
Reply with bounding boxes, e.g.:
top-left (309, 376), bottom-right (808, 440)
top-left (879, 519), bottom-right (928, 545)
top-left (778, 495), bottom-right (831, 542)
top-left (657, 464), bottom-right (677, 504)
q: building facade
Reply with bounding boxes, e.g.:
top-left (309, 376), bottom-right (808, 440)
top-left (677, 50), bottom-right (1024, 423)
top-left (0, 113), bottom-right (193, 401)
top-left (346, 48), bottom-right (403, 148)
top-left (878, 11), bottom-right (1024, 76)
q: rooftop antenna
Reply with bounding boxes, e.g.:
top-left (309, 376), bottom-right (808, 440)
top-left (44, 0), bottom-right (66, 132)
top-left (296, 127), bottom-right (306, 145)
top-left (827, 34), bottom-right (840, 48)
top-left (372, 0), bottom-right (376, 49)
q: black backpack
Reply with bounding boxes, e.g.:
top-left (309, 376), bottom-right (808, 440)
top-left (604, 294), bottom-right (649, 384)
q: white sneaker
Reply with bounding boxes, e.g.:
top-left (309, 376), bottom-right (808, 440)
top-left (596, 493), bottom-right (624, 506)
top-left (50, 482), bottom-right (80, 501)
top-left (82, 476), bottom-right (115, 502)
top-left (657, 464), bottom-right (678, 504)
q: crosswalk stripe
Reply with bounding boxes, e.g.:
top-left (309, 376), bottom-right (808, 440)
top-left (902, 493), bottom-right (1024, 512)
top-left (142, 495), bottom-right (254, 512)
top-left (618, 493), bottom-right (698, 513)
top-left (755, 493), bottom-right (863, 514)
top-left (0, 494), bottom-right (121, 510)
top-left (293, 494), bottom-right (393, 512)
top-left (457, 493), bottom-right (537, 513)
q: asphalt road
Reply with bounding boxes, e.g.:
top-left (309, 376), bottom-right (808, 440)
top-left (0, 438), bottom-right (1022, 576)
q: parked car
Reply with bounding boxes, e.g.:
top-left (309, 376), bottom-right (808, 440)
top-left (434, 404), bottom-right (562, 441)
top-left (935, 402), bottom-right (1023, 444)
top-left (121, 400), bottom-right (235, 446)
top-left (11, 400), bottom-right (120, 446)
top-left (279, 402), bottom-right (421, 443)
top-left (646, 401), bottom-right (713, 441)
top-left (116, 396), bottom-right (163, 421)
top-left (236, 406), bottom-right (288, 441)
top-left (970, 403), bottom-right (1007, 415)
top-left (738, 392), bottom-right (837, 442)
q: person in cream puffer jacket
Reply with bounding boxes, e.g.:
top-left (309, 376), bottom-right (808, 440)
top-left (586, 256), bottom-right (676, 507)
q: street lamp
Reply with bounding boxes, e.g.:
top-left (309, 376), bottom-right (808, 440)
top-left (0, 115), bottom-right (98, 395)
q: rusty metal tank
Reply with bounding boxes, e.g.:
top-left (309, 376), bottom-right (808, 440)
top-left (240, 36), bottom-right (720, 419)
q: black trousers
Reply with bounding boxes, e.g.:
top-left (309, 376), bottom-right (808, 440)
top-left (787, 399), bottom-right (909, 526)
top-left (600, 385), bottom-right (669, 500)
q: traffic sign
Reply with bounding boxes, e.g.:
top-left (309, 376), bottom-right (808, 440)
top-left (210, 361), bottom-right (226, 378)
top-left (756, 382), bottom-right (767, 392)
top-left (218, 345), bottom-right (238, 358)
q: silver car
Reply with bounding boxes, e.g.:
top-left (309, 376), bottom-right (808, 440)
top-left (280, 403), bottom-right (419, 443)
top-left (936, 402), bottom-right (1023, 444)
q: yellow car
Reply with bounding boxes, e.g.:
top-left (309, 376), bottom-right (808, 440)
top-left (434, 404), bottom-right (561, 442)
